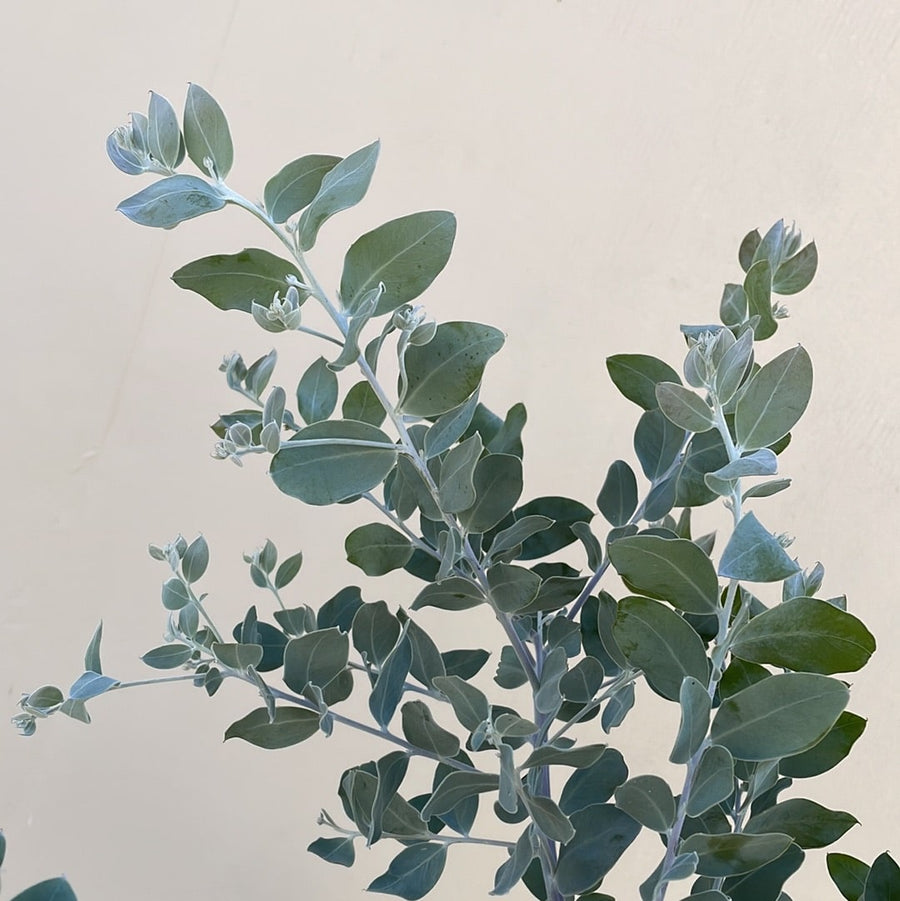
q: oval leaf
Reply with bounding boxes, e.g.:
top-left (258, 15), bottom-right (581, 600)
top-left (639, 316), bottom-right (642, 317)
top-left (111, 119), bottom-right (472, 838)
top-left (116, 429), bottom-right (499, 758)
top-left (264, 153), bottom-right (341, 223)
top-left (614, 775), bottom-right (676, 832)
top-left (718, 511), bottom-right (800, 582)
top-left (224, 706), bottom-right (319, 749)
top-left (606, 354), bottom-right (681, 410)
top-left (656, 382), bottom-right (716, 432)
top-left (680, 832), bottom-right (793, 877)
top-left (183, 83), bottom-right (233, 179)
top-left (117, 175), bottom-right (225, 229)
top-left (367, 842), bottom-right (447, 901)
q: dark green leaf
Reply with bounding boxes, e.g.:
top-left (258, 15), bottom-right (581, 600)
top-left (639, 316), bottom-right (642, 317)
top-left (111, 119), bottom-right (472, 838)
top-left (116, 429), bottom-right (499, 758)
top-left (534, 647), bottom-right (567, 715)
top-left (264, 154), bottom-right (341, 222)
top-left (734, 346), bottom-right (813, 451)
top-left (274, 551), bottom-right (304, 589)
top-left (487, 564), bottom-right (541, 613)
top-left (710, 672), bottom-right (849, 760)
top-left (634, 409), bottom-right (686, 481)
top-left (597, 460), bottom-right (638, 527)
top-left (521, 744), bottom-right (607, 770)
top-left (317, 585), bottom-right (364, 632)
top-left (398, 616), bottom-right (446, 688)
top-left (182, 535), bottom-right (209, 583)
top-left (341, 211), bottom-right (457, 315)
top-left (369, 751), bottom-right (411, 845)
top-left (523, 793), bottom-right (575, 843)
top-left (485, 403), bottom-right (527, 457)
top-left (369, 634), bottom-right (412, 727)
top-left (422, 772), bottom-right (500, 819)
top-left (719, 512), bottom-right (800, 582)
top-left (779, 711), bottom-right (866, 778)
top-left (343, 380), bottom-right (387, 426)
top-left (271, 419), bottom-right (397, 505)
top-left (432, 675), bottom-right (489, 731)
top-left (488, 515), bottom-right (554, 559)
top-left (172, 248), bottom-right (303, 313)
top-left (400, 321), bottom-right (505, 417)
top-left (745, 798), bottom-right (857, 849)
top-left (298, 140), bottom-right (380, 250)
top-left (827, 852), bottom-right (870, 901)
top-left (368, 842), bottom-right (447, 900)
top-left (686, 745), bottom-right (735, 817)
top-left (607, 354), bottom-right (682, 410)
top-left (680, 832), bottom-right (793, 877)
top-left (283, 627), bottom-right (349, 692)
top-left (494, 645), bottom-right (529, 689)
top-left (161, 577), bottom-right (191, 610)
top-left (722, 841), bottom-right (804, 901)
top-left (141, 644), bottom-right (192, 669)
top-left (9, 878), bottom-right (78, 901)
top-left (601, 681), bottom-right (635, 732)
top-left (559, 749), bottom-right (628, 815)
top-left (614, 775), bottom-right (675, 831)
top-left (670, 676), bottom-right (711, 764)
top-left (345, 523), bottom-right (413, 576)
top-left (296, 357), bottom-right (338, 424)
top-left (491, 827), bottom-right (536, 896)
top-left (412, 578), bottom-right (484, 612)
top-left (401, 700), bottom-right (460, 758)
top-left (555, 803), bottom-right (641, 895)
top-left (732, 597), bottom-right (874, 674)
top-left (609, 535), bottom-right (719, 614)
top-left (441, 648), bottom-right (490, 680)
top-left (459, 453), bottom-right (524, 534)
top-left (117, 175), bottom-right (225, 229)
top-left (560, 657), bottom-right (605, 703)
top-left (224, 706), bottom-right (319, 749)
top-left (511, 497), bottom-right (593, 559)
top-left (676, 430), bottom-right (729, 507)
top-left (307, 835), bottom-right (355, 868)
top-left (517, 575), bottom-right (587, 615)
top-left (212, 641), bottom-right (263, 671)
top-left (739, 228), bottom-right (762, 272)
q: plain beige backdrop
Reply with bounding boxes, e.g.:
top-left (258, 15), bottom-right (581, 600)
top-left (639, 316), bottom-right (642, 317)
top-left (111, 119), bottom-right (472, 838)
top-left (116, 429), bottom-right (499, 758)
top-left (1, 2), bottom-right (898, 899)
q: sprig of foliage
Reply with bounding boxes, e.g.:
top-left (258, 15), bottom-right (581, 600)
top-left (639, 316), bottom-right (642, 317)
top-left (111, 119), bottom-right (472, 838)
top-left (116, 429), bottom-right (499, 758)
top-left (12, 84), bottom-right (899, 901)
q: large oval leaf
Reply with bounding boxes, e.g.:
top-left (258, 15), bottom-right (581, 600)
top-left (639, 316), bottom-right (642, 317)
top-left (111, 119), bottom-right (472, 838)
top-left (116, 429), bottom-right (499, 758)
top-left (399, 322), bottom-right (505, 417)
top-left (171, 248), bottom-right (302, 312)
top-left (608, 535), bottom-right (719, 614)
top-left (117, 175), bottom-right (225, 229)
top-left (710, 672), bottom-right (849, 760)
top-left (731, 597), bottom-right (875, 674)
top-left (340, 211), bottom-right (457, 315)
top-left (270, 420), bottom-right (397, 505)
top-left (612, 596), bottom-right (709, 701)
top-left (606, 354), bottom-right (681, 410)
top-left (734, 345), bottom-right (813, 451)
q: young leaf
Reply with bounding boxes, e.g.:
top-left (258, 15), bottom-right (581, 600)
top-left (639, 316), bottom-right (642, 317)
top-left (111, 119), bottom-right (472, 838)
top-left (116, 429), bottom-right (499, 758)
top-left (84, 621), bottom-right (103, 674)
top-left (720, 283), bottom-right (748, 327)
top-left (264, 153), bottom-right (341, 223)
top-left (274, 551), bottom-right (303, 589)
top-left (400, 322), bottom-right (505, 417)
top-left (597, 459), bottom-right (638, 527)
top-left (614, 775), bottom-right (676, 832)
top-left (520, 744), bottom-right (607, 770)
top-left (734, 345), bottom-right (813, 451)
top-left (710, 672), bottom-right (849, 760)
top-left (731, 597), bottom-right (875, 674)
top-left (669, 676), bottom-right (711, 764)
top-left (345, 523), bottom-right (413, 576)
top-left (298, 140), bottom-right (380, 250)
top-left (718, 511), bottom-right (800, 582)
top-left (140, 644), bottom-right (192, 669)
top-left (341, 211), bottom-right (457, 315)
top-left (607, 354), bottom-right (682, 410)
top-left (117, 175), bottom-right (225, 229)
top-left (224, 706), bottom-right (319, 749)
top-left (522, 793), bottom-right (575, 843)
top-left (67, 672), bottom-right (119, 701)
top-left (182, 535), bottom-right (209, 583)
top-left (270, 420), bottom-right (397, 505)
top-left (147, 91), bottom-right (183, 170)
top-left (744, 259), bottom-right (778, 340)
top-left (212, 642), bottom-right (264, 671)
top-left (608, 535), bottom-right (719, 614)
top-left (773, 241), bottom-right (818, 295)
top-left (183, 83), bottom-right (233, 179)
top-left (172, 248), bottom-right (303, 313)
top-left (297, 357), bottom-right (338, 424)
top-left (412, 578), bottom-right (485, 612)
top-left (438, 434), bottom-right (483, 513)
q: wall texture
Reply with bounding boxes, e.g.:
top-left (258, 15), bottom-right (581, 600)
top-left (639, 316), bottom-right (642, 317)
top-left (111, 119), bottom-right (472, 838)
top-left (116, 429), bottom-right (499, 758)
top-left (1, 2), bottom-right (897, 899)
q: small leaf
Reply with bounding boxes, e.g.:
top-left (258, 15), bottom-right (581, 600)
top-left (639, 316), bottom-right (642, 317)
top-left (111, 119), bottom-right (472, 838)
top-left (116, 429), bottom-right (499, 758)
top-left (117, 175), bottom-right (225, 229)
top-left (597, 460), bottom-right (638, 527)
top-left (298, 140), bottom-right (380, 250)
top-left (491, 827), bottom-right (536, 896)
top-left (274, 551), bottom-right (304, 589)
top-left (84, 621), bottom-right (103, 674)
top-left (614, 775), bottom-right (676, 832)
top-left (341, 211), bottom-right (457, 315)
top-left (686, 745), bottom-right (735, 817)
top-left (742, 478), bottom-right (792, 500)
top-left (440, 648), bottom-right (489, 680)
top-left (431, 675), bottom-right (489, 731)
top-left (488, 515), bottom-right (554, 558)
top-left (147, 91), bottom-right (183, 169)
top-left (343, 381), bottom-right (387, 426)
top-left (297, 357), bottom-right (338, 424)
top-left (734, 346), bottom-right (813, 451)
top-left (521, 744), bottom-right (607, 770)
top-left (182, 535), bottom-right (209, 583)
top-left (141, 644), bottom-right (192, 669)
top-left (367, 842), bottom-right (447, 900)
top-left (827, 852), bottom-right (870, 901)
top-left (172, 248), bottom-right (302, 313)
top-left (346, 523), bottom-right (413, 576)
top-left (439, 434), bottom-right (483, 513)
top-left (720, 283), bottom-right (748, 326)
top-left (369, 633), bottom-right (412, 727)
top-left (307, 835), bottom-right (355, 868)
top-left (656, 382), bottom-right (716, 432)
top-left (401, 700), bottom-right (460, 758)
top-left (608, 535), bottom-right (719, 614)
top-left (421, 772), bottom-right (500, 819)
top-left (412, 578), bottom-right (485, 612)
top-left (607, 354), bottom-right (682, 410)
top-left (744, 259), bottom-right (778, 340)
top-left (271, 419), bottom-right (397, 505)
top-left (400, 322), bottom-right (505, 418)
top-left (634, 409), bottom-right (686, 482)
top-left (264, 153), bottom-right (341, 222)
top-left (183, 83), bottom-right (233, 178)
top-left (68, 672), bottom-right (118, 701)
top-left (424, 391), bottom-right (481, 460)
top-left (670, 676), bottom-right (712, 765)
top-left (512, 496), bottom-right (594, 560)
top-left (522, 793), bottom-right (575, 843)
top-left (710, 672), bottom-right (849, 761)
top-left (719, 512), bottom-right (800, 582)
top-left (739, 228), bottom-right (762, 272)
top-left (212, 642), bottom-right (264, 671)
top-left (224, 706), bottom-right (319, 749)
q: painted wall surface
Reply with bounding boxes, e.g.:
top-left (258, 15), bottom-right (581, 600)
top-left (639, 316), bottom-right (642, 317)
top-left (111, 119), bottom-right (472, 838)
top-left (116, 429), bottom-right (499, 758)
top-left (1, 2), bottom-right (897, 898)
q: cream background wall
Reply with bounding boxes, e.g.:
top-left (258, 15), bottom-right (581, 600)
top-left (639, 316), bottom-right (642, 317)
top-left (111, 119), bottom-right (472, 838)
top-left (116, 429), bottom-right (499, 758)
top-left (1, 2), bottom-right (897, 898)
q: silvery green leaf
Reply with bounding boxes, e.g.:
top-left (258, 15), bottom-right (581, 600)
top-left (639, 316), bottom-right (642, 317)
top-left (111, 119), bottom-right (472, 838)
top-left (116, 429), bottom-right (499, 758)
top-left (686, 745), bottom-right (735, 817)
top-left (680, 832), bottom-right (793, 878)
top-left (296, 357), bottom-right (338, 424)
top-left (486, 564), bottom-right (541, 614)
top-left (432, 675), bottom-right (489, 732)
top-left (59, 698), bottom-right (91, 724)
top-left (494, 645), bottom-right (528, 689)
top-left (283, 628), bottom-right (349, 692)
top-left (493, 712), bottom-right (538, 738)
top-left (571, 521), bottom-right (603, 570)
top-left (742, 478), bottom-right (792, 500)
top-left (522, 793), bottom-right (575, 843)
top-left (264, 153), bottom-right (341, 223)
top-left (422, 772), bottom-right (500, 819)
top-left (534, 647), bottom-right (567, 715)
top-left (614, 774), bottom-right (676, 832)
top-left (370, 632), bottom-right (412, 727)
top-left (340, 211), bottom-right (457, 316)
top-left (178, 602), bottom-right (199, 638)
top-left (714, 327), bottom-right (754, 405)
top-left (559, 657), bottom-right (605, 703)
top-left (773, 241), bottom-right (818, 295)
top-left (424, 390), bottom-right (481, 460)
top-left (597, 459), bottom-right (638, 527)
top-left (744, 259), bottom-right (778, 340)
top-left (298, 140), bottom-right (380, 250)
top-left (8, 877), bottom-right (78, 901)
top-left (401, 700), bottom-right (460, 758)
top-left (141, 644), bottom-right (192, 669)
top-left (488, 515), bottom-right (554, 559)
top-left (328, 289), bottom-right (379, 371)
top-left (720, 283), bottom-right (748, 327)
top-left (634, 409), bottom-right (686, 482)
top-left (367, 842), bottom-right (447, 900)
top-left (148, 91), bottom-right (184, 169)
top-left (669, 676), bottom-right (711, 764)
top-left (458, 453), bottom-right (523, 535)
top-left (656, 382), bottom-right (716, 432)
top-left (161, 578), bottom-right (191, 610)
top-left (84, 620), bottom-right (103, 674)
top-left (709, 448), bottom-right (777, 482)
top-left (607, 354), bottom-right (682, 410)
top-left (490, 827), bottom-right (535, 896)
top-left (182, 535), bottom-right (209, 583)
top-left (439, 434), bottom-right (483, 513)
top-left (224, 706), bottom-right (319, 749)
top-left (272, 551), bottom-right (303, 590)
top-left (68, 671), bottom-right (119, 701)
top-left (753, 219), bottom-right (786, 271)
top-left (521, 744), bottom-right (607, 770)
top-left (260, 421), bottom-right (281, 454)
top-left (117, 175), bottom-right (225, 228)
top-left (212, 642), bottom-right (264, 671)
top-left (719, 511), bottom-right (800, 582)
top-left (107, 129), bottom-right (146, 174)
top-left (183, 83), bottom-right (233, 179)
top-left (497, 743), bottom-right (518, 814)
top-left (412, 577), bottom-right (484, 612)
top-left (346, 523), bottom-right (413, 576)
top-left (343, 380), bottom-right (386, 426)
